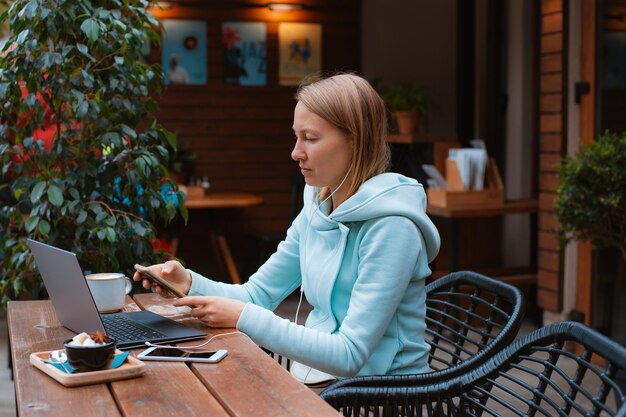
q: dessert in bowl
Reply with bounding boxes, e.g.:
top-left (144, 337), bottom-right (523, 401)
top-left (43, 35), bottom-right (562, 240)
top-left (63, 331), bottom-right (117, 372)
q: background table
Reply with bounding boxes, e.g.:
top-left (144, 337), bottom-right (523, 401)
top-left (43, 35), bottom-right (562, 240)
top-left (183, 192), bottom-right (263, 284)
top-left (7, 294), bottom-right (338, 417)
top-left (427, 198), bottom-right (539, 284)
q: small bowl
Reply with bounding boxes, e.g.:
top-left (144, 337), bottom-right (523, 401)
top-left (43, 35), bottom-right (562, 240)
top-left (63, 338), bottom-right (117, 372)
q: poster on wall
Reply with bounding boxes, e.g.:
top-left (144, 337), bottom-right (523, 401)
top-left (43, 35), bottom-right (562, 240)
top-left (161, 19), bottom-right (207, 85)
top-left (278, 23), bottom-right (322, 86)
top-left (222, 22), bottom-right (267, 86)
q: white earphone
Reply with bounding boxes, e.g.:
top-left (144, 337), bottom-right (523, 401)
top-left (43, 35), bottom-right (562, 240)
top-left (295, 164), bottom-right (352, 325)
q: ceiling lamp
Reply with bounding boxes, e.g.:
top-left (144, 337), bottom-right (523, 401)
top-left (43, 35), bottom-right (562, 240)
top-left (267, 3), bottom-right (304, 12)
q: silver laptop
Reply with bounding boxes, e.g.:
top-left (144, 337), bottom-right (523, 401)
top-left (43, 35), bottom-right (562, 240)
top-left (27, 239), bottom-right (206, 349)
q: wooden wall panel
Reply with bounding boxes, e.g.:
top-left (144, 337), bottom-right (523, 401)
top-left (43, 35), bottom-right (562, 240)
top-left (541, 53), bottom-right (563, 73)
top-left (149, 1), bottom-right (360, 276)
top-left (540, 133), bottom-right (563, 152)
top-left (542, 12), bottom-right (563, 34)
top-left (541, 33), bottom-right (564, 53)
top-left (540, 74), bottom-right (563, 92)
top-left (540, 93), bottom-right (562, 112)
top-left (539, 231), bottom-right (559, 250)
top-left (540, 114), bottom-right (562, 132)
top-left (538, 269), bottom-right (561, 291)
top-left (537, 0), bottom-right (567, 312)
top-left (539, 153), bottom-right (561, 172)
top-left (539, 173), bottom-right (559, 191)
top-left (538, 287), bottom-right (561, 311)
top-left (541, 0), bottom-right (563, 14)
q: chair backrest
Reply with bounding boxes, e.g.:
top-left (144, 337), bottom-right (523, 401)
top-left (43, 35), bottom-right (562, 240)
top-left (322, 321), bottom-right (626, 417)
top-left (455, 321), bottom-right (626, 417)
top-left (321, 271), bottom-right (526, 395)
top-left (423, 270), bottom-right (526, 382)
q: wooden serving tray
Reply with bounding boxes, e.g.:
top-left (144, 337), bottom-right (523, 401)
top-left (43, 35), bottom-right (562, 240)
top-left (30, 349), bottom-right (146, 387)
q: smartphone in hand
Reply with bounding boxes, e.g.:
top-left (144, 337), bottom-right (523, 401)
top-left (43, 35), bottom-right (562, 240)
top-left (134, 264), bottom-right (186, 298)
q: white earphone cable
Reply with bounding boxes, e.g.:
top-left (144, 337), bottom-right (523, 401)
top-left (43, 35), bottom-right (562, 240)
top-left (144, 331), bottom-right (249, 351)
top-left (296, 164), bottom-right (352, 325)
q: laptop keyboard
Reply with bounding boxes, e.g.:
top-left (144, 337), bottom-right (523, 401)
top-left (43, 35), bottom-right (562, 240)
top-left (102, 314), bottom-right (166, 342)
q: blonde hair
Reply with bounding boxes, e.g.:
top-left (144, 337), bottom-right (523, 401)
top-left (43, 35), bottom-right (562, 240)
top-left (295, 73), bottom-right (390, 203)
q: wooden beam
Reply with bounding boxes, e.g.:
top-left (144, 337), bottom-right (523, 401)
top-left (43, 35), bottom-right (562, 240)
top-left (576, 0), bottom-right (596, 326)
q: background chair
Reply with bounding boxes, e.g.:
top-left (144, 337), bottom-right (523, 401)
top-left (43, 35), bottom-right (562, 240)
top-left (256, 172), bottom-right (305, 266)
top-left (321, 321), bottom-right (626, 417)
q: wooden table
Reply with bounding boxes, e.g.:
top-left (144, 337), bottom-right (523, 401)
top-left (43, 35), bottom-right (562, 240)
top-left (183, 192), bottom-right (263, 285)
top-left (7, 294), bottom-right (338, 417)
top-left (427, 199), bottom-right (539, 276)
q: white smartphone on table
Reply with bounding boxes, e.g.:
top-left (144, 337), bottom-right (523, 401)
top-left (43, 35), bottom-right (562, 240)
top-left (137, 347), bottom-right (228, 363)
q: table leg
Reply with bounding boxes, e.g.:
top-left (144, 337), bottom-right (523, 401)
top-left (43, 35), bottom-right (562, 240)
top-left (216, 235), bottom-right (242, 284)
top-left (208, 231), bottom-right (227, 276)
top-left (170, 237), bottom-right (180, 257)
top-left (208, 231), bottom-right (241, 284)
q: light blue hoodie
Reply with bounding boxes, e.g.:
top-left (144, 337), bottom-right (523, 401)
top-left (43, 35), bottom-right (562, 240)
top-left (188, 173), bottom-right (440, 377)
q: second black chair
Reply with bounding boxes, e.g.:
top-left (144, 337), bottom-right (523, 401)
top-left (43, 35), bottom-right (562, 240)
top-left (321, 321), bottom-right (626, 417)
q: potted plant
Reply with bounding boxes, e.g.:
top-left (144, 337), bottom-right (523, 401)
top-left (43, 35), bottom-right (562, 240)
top-left (168, 143), bottom-right (197, 185)
top-left (382, 82), bottom-right (430, 135)
top-left (555, 131), bottom-right (626, 261)
top-left (0, 0), bottom-right (187, 305)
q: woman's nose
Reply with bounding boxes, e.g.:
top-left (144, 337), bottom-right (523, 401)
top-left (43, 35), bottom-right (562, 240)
top-left (291, 141), bottom-right (305, 161)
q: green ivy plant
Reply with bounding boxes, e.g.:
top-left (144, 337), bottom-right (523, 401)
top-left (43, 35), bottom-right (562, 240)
top-left (0, 0), bottom-right (187, 305)
top-left (555, 131), bottom-right (626, 261)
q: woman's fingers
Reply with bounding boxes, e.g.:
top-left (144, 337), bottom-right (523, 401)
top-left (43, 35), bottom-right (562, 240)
top-left (174, 296), bottom-right (206, 307)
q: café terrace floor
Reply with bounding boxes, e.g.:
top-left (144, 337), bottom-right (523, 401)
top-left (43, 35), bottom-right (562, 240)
top-left (0, 294), bottom-right (541, 417)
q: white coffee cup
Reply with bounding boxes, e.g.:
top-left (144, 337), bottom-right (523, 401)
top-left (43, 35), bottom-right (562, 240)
top-left (85, 273), bottom-right (132, 313)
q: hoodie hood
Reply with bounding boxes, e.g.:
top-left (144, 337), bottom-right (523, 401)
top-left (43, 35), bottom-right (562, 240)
top-left (303, 172), bottom-right (440, 262)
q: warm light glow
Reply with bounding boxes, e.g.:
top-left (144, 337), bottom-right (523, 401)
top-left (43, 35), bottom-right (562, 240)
top-left (267, 2), bottom-right (304, 12)
top-left (151, 1), bottom-right (173, 9)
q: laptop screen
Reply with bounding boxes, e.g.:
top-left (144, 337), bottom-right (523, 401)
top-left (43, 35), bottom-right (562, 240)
top-left (27, 239), bottom-right (107, 334)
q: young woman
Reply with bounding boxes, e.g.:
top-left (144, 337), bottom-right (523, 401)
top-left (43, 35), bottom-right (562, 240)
top-left (134, 73), bottom-right (440, 383)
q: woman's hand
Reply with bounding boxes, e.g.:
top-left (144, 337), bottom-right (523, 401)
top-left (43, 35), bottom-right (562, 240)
top-left (132, 260), bottom-right (191, 298)
top-left (173, 296), bottom-right (245, 328)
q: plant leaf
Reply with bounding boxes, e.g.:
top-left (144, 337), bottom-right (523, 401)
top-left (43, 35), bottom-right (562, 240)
top-left (80, 18), bottom-right (100, 43)
top-left (47, 185), bottom-right (64, 207)
top-left (25, 216), bottom-right (39, 233)
top-left (77, 210), bottom-right (88, 224)
top-left (38, 220), bottom-right (51, 236)
top-left (105, 227), bottom-right (116, 243)
top-left (31, 181), bottom-right (47, 203)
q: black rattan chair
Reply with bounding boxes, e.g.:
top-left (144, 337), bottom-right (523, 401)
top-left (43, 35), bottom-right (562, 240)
top-left (423, 271), bottom-right (526, 380)
top-left (267, 271), bottom-right (524, 385)
top-left (321, 271), bottom-right (525, 390)
top-left (321, 321), bottom-right (626, 417)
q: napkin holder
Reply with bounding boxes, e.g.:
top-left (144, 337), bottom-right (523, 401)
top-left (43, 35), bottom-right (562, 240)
top-left (427, 157), bottom-right (504, 208)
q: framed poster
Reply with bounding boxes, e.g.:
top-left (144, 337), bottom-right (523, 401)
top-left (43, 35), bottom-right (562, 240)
top-left (278, 23), bottom-right (322, 86)
top-left (161, 19), bottom-right (207, 85)
top-left (222, 22), bottom-right (267, 86)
